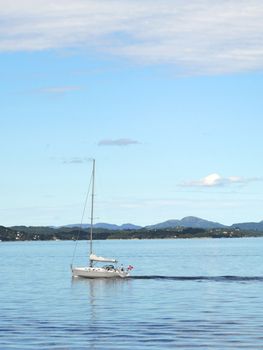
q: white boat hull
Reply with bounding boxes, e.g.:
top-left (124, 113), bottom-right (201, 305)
top-left (72, 266), bottom-right (129, 279)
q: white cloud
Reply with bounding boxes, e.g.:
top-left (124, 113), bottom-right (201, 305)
top-left (98, 138), bottom-right (139, 146)
top-left (1, 0), bottom-right (263, 74)
top-left (182, 173), bottom-right (261, 187)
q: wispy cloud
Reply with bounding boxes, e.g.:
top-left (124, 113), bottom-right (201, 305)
top-left (181, 173), bottom-right (262, 188)
top-left (63, 157), bottom-right (91, 164)
top-left (1, 1), bottom-right (263, 75)
top-left (35, 86), bottom-right (81, 95)
top-left (98, 138), bottom-right (139, 147)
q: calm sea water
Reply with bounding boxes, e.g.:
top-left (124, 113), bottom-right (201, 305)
top-left (1, 238), bottom-right (263, 349)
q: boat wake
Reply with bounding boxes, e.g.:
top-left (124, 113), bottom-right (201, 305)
top-left (130, 275), bottom-right (263, 282)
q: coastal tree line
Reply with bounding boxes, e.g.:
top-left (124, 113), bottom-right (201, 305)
top-left (1, 225), bottom-right (263, 242)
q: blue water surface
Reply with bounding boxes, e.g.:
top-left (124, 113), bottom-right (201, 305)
top-left (1, 238), bottom-right (263, 349)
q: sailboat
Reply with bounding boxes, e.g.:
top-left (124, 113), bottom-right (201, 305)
top-left (71, 159), bottom-right (132, 279)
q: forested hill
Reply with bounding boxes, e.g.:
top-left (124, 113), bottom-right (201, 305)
top-left (1, 225), bottom-right (263, 241)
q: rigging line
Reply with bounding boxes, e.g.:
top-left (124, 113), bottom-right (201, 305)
top-left (71, 171), bottom-right (93, 267)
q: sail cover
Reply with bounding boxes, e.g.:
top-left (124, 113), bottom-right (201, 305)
top-left (90, 253), bottom-right (117, 263)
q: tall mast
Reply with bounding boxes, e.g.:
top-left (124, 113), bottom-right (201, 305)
top-left (89, 159), bottom-right (95, 267)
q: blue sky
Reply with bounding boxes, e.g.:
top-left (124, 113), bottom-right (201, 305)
top-left (1, 0), bottom-right (263, 227)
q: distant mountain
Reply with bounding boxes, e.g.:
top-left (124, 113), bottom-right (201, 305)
top-left (61, 223), bottom-right (142, 230)
top-left (119, 223), bottom-right (142, 230)
top-left (10, 217), bottom-right (263, 233)
top-left (147, 216), bottom-right (226, 230)
top-left (231, 220), bottom-right (263, 231)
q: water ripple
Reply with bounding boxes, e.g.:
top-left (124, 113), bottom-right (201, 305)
top-left (130, 275), bottom-right (263, 282)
